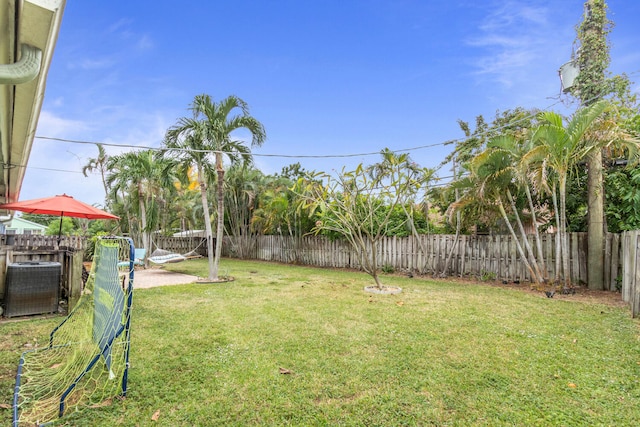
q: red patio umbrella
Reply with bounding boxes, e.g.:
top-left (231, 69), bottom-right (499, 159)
top-left (0, 193), bottom-right (119, 245)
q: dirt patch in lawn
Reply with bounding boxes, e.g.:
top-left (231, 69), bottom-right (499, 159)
top-left (443, 275), bottom-right (628, 308)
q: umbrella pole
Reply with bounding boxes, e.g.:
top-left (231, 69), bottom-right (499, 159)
top-left (57, 213), bottom-right (63, 247)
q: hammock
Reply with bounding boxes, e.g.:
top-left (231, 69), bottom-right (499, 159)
top-left (148, 248), bottom-right (188, 264)
top-left (148, 238), bottom-right (206, 264)
top-left (147, 234), bottom-right (207, 264)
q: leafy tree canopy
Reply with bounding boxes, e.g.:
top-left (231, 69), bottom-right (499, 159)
top-left (46, 217), bottom-right (76, 236)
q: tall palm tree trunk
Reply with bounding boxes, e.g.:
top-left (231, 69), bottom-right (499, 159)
top-left (587, 149), bottom-right (605, 290)
top-left (506, 190), bottom-right (544, 284)
top-left (524, 185), bottom-right (548, 281)
top-left (559, 177), bottom-right (571, 288)
top-left (213, 152), bottom-right (226, 280)
top-left (199, 171), bottom-right (216, 281)
top-left (497, 198), bottom-right (537, 281)
top-left (138, 183), bottom-right (150, 264)
top-left (551, 185), bottom-right (562, 283)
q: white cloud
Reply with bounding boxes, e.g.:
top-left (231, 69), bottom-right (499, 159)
top-left (467, 2), bottom-right (554, 85)
top-left (107, 18), bottom-right (133, 33)
top-left (51, 97), bottom-right (64, 107)
top-left (22, 106), bottom-right (175, 206)
top-left (36, 110), bottom-right (91, 137)
top-left (136, 34), bottom-right (154, 51)
top-left (74, 58), bottom-right (116, 70)
top-left (474, 49), bottom-right (535, 76)
top-left (478, 2), bottom-right (548, 32)
top-left (464, 0), bottom-right (578, 103)
top-left (467, 34), bottom-right (530, 49)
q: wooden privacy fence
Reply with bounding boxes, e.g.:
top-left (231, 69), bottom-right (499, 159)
top-left (224, 232), bottom-right (634, 288)
top-left (1, 231), bottom-right (637, 316)
top-left (225, 234), bottom-right (589, 282)
top-left (224, 231), bottom-right (640, 316)
top-left (0, 234), bottom-right (85, 250)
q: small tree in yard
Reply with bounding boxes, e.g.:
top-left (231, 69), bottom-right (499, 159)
top-left (296, 150), bottom-right (421, 290)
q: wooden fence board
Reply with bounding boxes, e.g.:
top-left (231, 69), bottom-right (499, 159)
top-left (609, 233), bottom-right (620, 292)
top-left (460, 236), bottom-right (466, 275)
top-left (604, 233), bottom-right (612, 291)
top-left (621, 231), bottom-right (633, 303)
top-left (579, 233), bottom-right (588, 285)
top-left (570, 233), bottom-right (579, 283)
top-left (633, 234), bottom-right (640, 318)
top-left (543, 234), bottom-right (553, 280)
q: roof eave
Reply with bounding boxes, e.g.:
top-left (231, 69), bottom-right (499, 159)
top-left (0, 0), bottom-right (66, 211)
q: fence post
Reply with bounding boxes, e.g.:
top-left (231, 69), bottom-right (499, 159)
top-left (608, 233), bottom-right (620, 291)
top-left (633, 234), bottom-right (640, 318)
top-left (68, 250), bottom-right (84, 310)
top-left (621, 231), bottom-right (634, 303)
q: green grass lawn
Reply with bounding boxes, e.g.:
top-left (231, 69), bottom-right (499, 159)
top-left (2, 258), bottom-right (639, 426)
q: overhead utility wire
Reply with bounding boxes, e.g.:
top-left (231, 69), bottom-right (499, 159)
top-left (32, 102), bottom-right (546, 159)
top-left (32, 76), bottom-right (639, 173)
top-left (35, 100), bottom-right (559, 158)
top-left (1, 161), bottom-right (84, 174)
top-left (33, 95), bottom-right (572, 159)
top-left (34, 136), bottom-right (386, 159)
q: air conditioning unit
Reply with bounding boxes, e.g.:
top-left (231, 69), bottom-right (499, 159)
top-left (4, 261), bottom-right (61, 317)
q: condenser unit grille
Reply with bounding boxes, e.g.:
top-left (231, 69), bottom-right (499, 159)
top-left (4, 262), bottom-right (61, 317)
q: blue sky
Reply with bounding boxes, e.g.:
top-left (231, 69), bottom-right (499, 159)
top-left (23, 0), bottom-right (640, 207)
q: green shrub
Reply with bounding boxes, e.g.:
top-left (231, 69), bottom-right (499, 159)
top-left (381, 264), bottom-right (395, 274)
top-left (480, 270), bottom-right (497, 281)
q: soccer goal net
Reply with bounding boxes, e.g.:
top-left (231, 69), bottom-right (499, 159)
top-left (12, 236), bottom-right (135, 427)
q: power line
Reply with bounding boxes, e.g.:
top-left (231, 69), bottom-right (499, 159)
top-left (34, 86), bottom-right (619, 161)
top-left (2, 161), bottom-right (84, 174)
top-left (33, 135), bottom-right (415, 159)
top-left (30, 166), bottom-right (84, 174)
top-left (31, 73), bottom-right (640, 175)
top-left (32, 96), bottom-right (560, 160)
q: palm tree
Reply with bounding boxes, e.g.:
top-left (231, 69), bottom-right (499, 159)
top-left (82, 144), bottom-right (111, 208)
top-left (486, 134), bottom-right (549, 283)
top-left (527, 100), bottom-right (610, 287)
top-left (170, 186), bottom-right (201, 233)
top-left (252, 176), bottom-right (295, 236)
top-left (164, 94), bottom-right (266, 281)
top-left (223, 164), bottom-right (264, 258)
top-left (467, 143), bottom-right (543, 283)
top-left (106, 150), bottom-right (173, 260)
